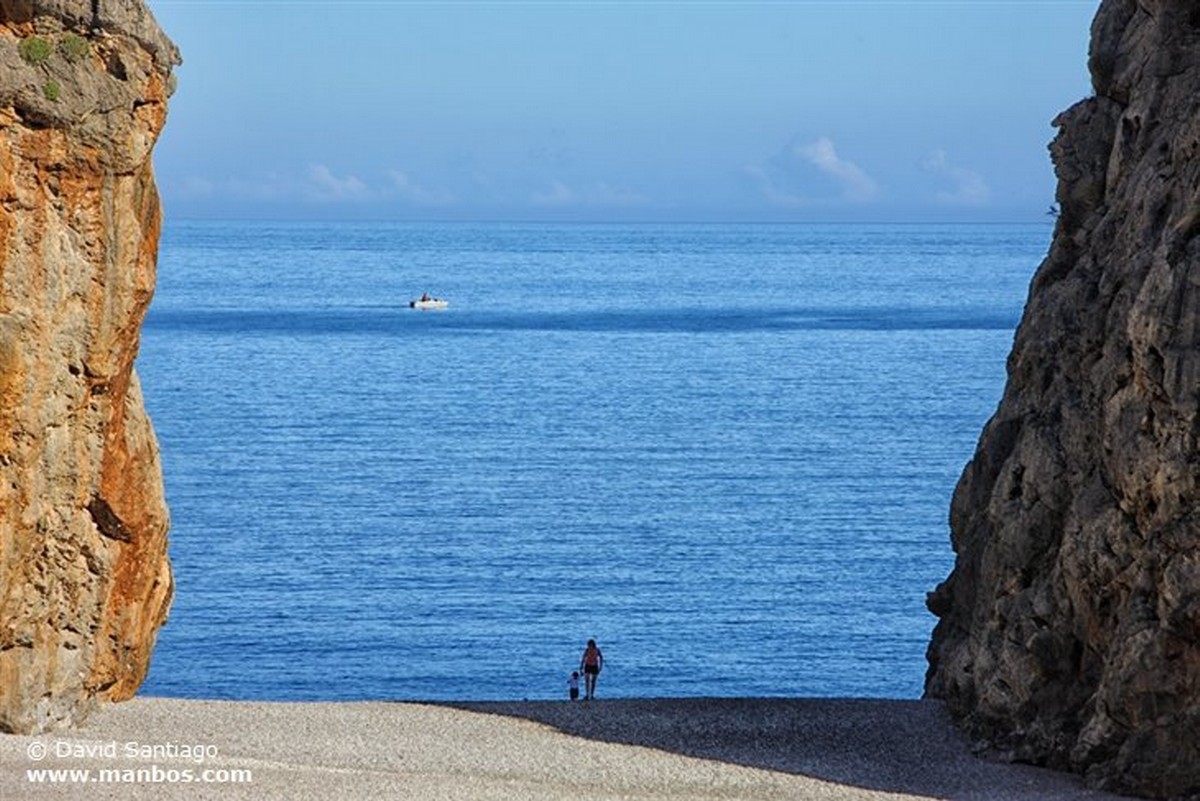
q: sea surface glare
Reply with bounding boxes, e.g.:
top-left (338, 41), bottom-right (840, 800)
top-left (137, 222), bottom-right (1045, 701)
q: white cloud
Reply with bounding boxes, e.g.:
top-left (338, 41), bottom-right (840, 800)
top-left (215, 166), bottom-right (373, 204)
top-left (530, 180), bottom-right (648, 208)
top-left (797, 137), bottom-right (879, 202)
top-left (531, 180), bottom-right (576, 207)
top-left (387, 170), bottom-right (456, 206)
top-left (748, 136), bottom-right (879, 207)
top-left (590, 182), bottom-right (649, 207)
top-left (304, 164), bottom-right (371, 203)
top-left (744, 164), bottom-right (802, 207)
top-left (923, 150), bottom-right (991, 206)
top-left (225, 172), bottom-right (290, 201)
top-left (175, 165), bottom-right (458, 207)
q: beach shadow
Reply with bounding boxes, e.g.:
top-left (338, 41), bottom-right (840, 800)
top-left (440, 697), bottom-right (1125, 801)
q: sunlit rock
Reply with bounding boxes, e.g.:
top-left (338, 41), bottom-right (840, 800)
top-left (0, 0), bottom-right (178, 733)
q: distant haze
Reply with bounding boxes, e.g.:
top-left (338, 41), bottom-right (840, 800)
top-left (151, 0), bottom-right (1097, 223)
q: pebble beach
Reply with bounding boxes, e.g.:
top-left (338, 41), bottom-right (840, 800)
top-left (1, 697), bottom-right (1129, 800)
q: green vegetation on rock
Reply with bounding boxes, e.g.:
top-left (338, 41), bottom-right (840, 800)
top-left (59, 34), bottom-right (90, 64)
top-left (18, 36), bottom-right (53, 65)
top-left (42, 80), bottom-right (60, 102)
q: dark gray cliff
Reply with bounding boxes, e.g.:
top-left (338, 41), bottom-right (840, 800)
top-left (925, 1), bottom-right (1199, 798)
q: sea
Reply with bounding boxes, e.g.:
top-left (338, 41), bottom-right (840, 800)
top-left (135, 221), bottom-right (1047, 702)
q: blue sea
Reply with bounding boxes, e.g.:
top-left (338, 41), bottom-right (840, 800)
top-left (136, 221), bottom-right (1045, 702)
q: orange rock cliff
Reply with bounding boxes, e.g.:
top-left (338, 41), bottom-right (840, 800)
top-left (0, 0), bottom-right (179, 733)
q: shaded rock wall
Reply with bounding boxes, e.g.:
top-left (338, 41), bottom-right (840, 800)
top-left (0, 0), bottom-right (178, 733)
top-left (925, 1), bottom-right (1199, 797)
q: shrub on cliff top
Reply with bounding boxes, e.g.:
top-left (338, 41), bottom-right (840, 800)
top-left (43, 80), bottom-right (60, 102)
top-left (19, 36), bottom-right (53, 65)
top-left (59, 34), bottom-right (90, 64)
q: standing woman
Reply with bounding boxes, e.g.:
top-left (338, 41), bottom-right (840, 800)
top-left (579, 639), bottom-right (604, 700)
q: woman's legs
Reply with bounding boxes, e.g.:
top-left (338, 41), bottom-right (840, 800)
top-left (584, 669), bottom-right (598, 699)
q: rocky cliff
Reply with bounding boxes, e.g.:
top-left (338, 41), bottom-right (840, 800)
top-left (925, 1), bottom-right (1199, 798)
top-left (0, 0), bottom-right (178, 733)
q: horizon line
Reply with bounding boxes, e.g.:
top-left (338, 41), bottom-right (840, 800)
top-left (163, 216), bottom-right (1057, 227)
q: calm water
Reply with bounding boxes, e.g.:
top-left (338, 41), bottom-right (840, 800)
top-left (136, 221), bottom-right (1045, 701)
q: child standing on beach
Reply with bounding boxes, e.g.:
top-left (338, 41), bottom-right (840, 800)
top-left (567, 671), bottom-right (580, 701)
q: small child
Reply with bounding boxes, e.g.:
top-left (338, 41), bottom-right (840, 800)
top-left (567, 671), bottom-right (580, 701)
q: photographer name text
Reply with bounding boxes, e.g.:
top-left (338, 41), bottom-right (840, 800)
top-left (29, 740), bottom-right (219, 764)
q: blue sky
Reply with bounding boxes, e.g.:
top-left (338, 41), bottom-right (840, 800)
top-left (149, 1), bottom-right (1098, 223)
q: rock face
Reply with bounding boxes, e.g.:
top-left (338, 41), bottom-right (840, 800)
top-left (925, 1), bottom-right (1200, 797)
top-left (0, 1), bottom-right (178, 733)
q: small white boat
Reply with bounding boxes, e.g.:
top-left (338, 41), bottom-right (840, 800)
top-left (409, 296), bottom-right (448, 311)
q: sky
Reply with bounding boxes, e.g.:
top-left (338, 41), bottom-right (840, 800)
top-left (148, 0), bottom-right (1100, 223)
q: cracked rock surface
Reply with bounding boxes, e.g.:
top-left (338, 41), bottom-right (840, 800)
top-left (0, 0), bottom-right (178, 734)
top-left (925, 1), bottom-right (1199, 798)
